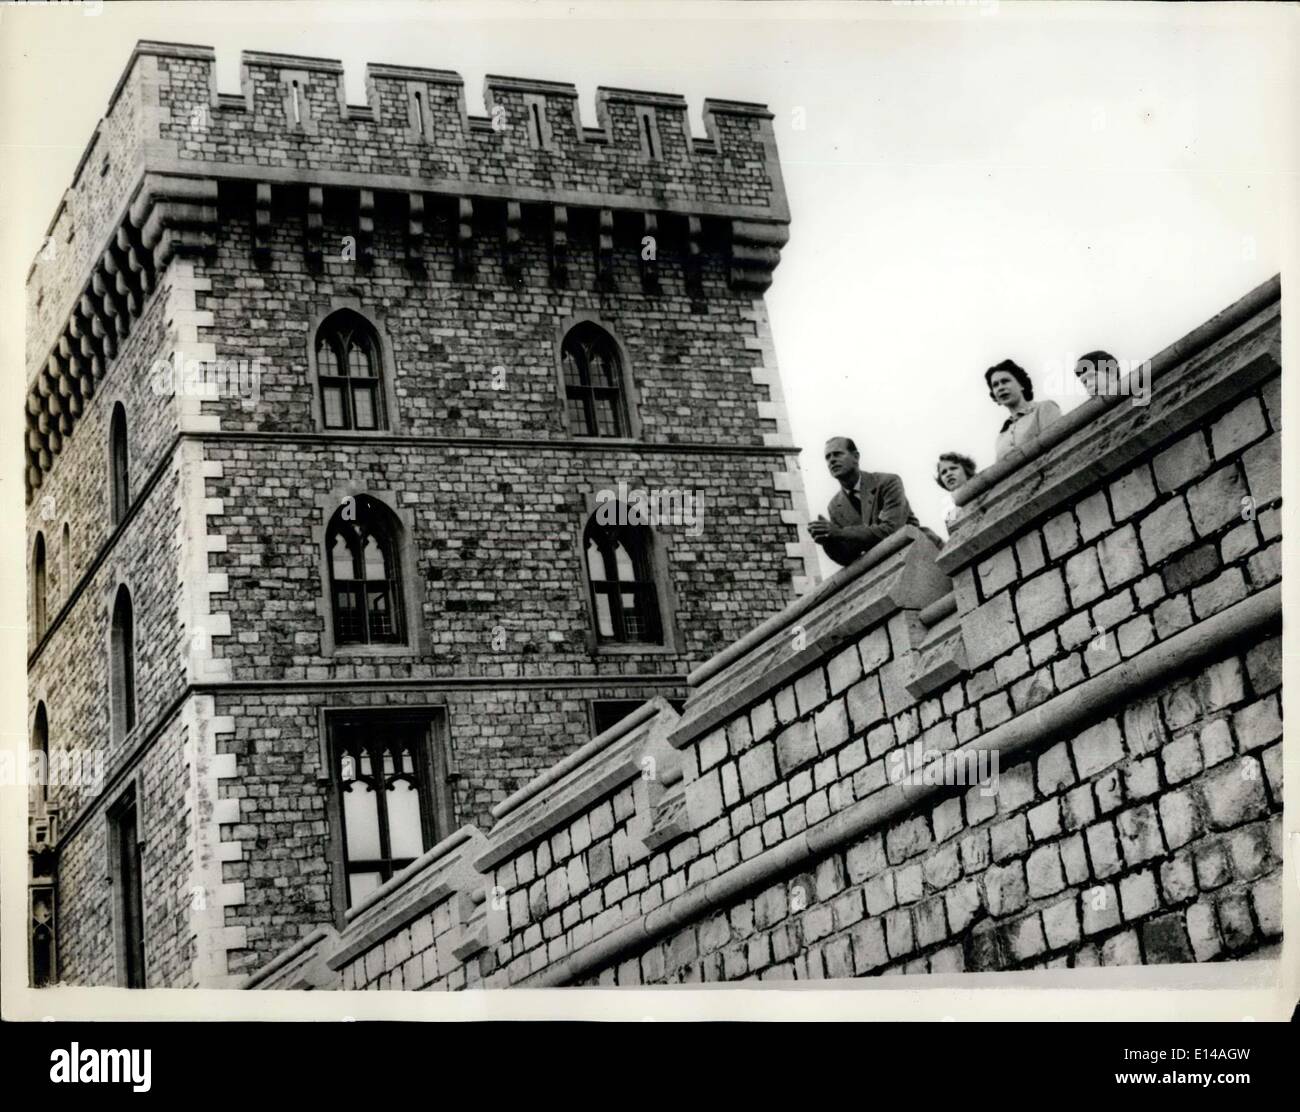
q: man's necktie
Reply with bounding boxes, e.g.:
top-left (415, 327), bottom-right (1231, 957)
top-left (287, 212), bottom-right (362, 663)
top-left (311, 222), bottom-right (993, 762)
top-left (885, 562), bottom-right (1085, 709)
top-left (848, 490), bottom-right (863, 518)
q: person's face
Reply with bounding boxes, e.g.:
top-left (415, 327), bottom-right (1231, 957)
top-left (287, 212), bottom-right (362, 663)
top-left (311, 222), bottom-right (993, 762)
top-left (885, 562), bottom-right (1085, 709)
top-left (1074, 363), bottom-right (1098, 397)
top-left (824, 439), bottom-right (860, 483)
top-left (989, 370), bottom-right (1025, 409)
top-left (937, 459), bottom-right (966, 491)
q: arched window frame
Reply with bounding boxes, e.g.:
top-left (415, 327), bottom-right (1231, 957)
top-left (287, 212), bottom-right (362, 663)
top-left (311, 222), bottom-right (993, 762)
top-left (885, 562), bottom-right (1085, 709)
top-left (308, 303), bottom-right (399, 434)
top-left (109, 402), bottom-right (130, 526)
top-left (109, 583), bottom-right (137, 744)
top-left (30, 701), bottom-right (49, 816)
top-left (314, 489), bottom-right (423, 656)
top-left (577, 496), bottom-right (678, 654)
top-left (32, 532), bottom-right (48, 641)
top-left (554, 315), bottom-right (641, 440)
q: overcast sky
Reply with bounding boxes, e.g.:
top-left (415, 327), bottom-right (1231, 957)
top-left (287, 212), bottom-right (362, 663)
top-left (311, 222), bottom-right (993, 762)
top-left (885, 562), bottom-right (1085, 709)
top-left (3, 1), bottom-right (1295, 579)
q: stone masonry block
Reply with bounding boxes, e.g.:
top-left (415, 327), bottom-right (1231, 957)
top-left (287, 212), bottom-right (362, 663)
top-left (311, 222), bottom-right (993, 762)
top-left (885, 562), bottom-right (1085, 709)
top-left (961, 591), bottom-right (1020, 670)
top-left (1139, 498), bottom-right (1195, 564)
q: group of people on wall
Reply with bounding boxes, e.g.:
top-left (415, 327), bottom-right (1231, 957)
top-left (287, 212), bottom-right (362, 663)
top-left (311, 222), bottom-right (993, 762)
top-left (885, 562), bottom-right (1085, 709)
top-left (808, 351), bottom-right (1119, 568)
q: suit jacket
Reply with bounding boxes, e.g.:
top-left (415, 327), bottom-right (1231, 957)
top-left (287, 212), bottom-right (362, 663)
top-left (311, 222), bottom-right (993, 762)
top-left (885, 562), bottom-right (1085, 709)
top-left (821, 471), bottom-right (923, 567)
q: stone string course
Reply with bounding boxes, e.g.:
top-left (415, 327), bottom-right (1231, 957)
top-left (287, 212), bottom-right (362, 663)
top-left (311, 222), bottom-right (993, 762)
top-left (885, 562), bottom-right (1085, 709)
top-left (248, 278), bottom-right (1283, 990)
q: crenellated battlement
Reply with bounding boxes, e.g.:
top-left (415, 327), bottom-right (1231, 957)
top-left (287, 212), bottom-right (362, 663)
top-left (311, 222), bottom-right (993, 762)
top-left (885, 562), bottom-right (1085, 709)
top-left (24, 40), bottom-right (791, 504)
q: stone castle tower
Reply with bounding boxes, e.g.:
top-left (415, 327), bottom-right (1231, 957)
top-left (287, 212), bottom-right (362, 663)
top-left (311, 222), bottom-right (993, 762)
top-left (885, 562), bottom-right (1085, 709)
top-left (25, 40), bottom-right (820, 987)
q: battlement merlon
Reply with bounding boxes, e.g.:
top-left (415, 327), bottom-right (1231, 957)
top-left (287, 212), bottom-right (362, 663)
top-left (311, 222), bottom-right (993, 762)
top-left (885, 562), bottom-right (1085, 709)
top-left (25, 40), bottom-right (790, 377)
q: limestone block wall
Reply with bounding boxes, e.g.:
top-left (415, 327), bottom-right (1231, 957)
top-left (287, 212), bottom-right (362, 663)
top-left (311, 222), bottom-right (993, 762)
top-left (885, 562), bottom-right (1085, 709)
top-left (245, 276), bottom-right (1283, 989)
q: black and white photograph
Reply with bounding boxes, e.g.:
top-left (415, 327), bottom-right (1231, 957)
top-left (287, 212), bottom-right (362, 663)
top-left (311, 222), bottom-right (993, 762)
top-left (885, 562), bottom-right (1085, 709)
top-left (3, 0), bottom-right (1296, 1054)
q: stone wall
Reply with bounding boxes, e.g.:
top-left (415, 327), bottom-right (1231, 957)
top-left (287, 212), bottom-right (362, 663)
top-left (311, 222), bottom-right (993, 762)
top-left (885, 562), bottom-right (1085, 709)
top-left (246, 276), bottom-right (1283, 989)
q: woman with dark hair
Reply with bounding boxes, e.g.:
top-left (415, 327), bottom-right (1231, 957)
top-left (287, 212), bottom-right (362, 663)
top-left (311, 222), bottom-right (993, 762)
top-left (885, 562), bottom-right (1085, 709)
top-left (986, 359), bottom-right (1061, 461)
top-left (934, 452), bottom-right (977, 493)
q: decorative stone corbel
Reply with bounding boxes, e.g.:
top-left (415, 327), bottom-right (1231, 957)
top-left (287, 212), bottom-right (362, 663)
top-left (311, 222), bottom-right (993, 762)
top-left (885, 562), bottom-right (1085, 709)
top-left (253, 183), bottom-right (273, 263)
top-left (684, 215), bottom-right (704, 299)
top-left (454, 197), bottom-right (475, 275)
top-left (595, 208), bottom-right (615, 290)
top-left (502, 201), bottom-right (522, 285)
top-left (357, 189), bottom-right (375, 268)
top-left (729, 219), bottom-right (788, 292)
top-left (406, 192), bottom-right (425, 267)
top-left (549, 205), bottom-right (568, 287)
top-left (305, 185), bottom-right (324, 266)
top-left (640, 212), bottom-right (660, 293)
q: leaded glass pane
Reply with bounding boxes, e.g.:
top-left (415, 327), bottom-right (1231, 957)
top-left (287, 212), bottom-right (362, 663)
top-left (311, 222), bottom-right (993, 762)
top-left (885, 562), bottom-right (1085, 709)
top-left (387, 779), bottom-right (422, 859)
top-left (322, 385), bottom-right (346, 428)
top-left (330, 532), bottom-right (354, 579)
top-left (613, 541), bottom-right (634, 581)
top-left (352, 385), bottom-right (377, 429)
top-left (595, 592), bottom-right (614, 638)
top-left (342, 780), bottom-right (381, 860)
top-left (362, 534), bottom-right (386, 579)
top-left (348, 871), bottom-right (381, 905)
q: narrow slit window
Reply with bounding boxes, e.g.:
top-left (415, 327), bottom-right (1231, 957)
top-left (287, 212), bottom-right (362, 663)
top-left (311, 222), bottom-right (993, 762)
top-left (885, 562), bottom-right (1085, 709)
top-left (642, 113), bottom-right (657, 158)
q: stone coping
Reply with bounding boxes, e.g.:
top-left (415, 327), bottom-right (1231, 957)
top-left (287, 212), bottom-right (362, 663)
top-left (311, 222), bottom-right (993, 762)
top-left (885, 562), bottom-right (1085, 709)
top-left (670, 528), bottom-right (950, 750)
top-left (345, 826), bottom-right (476, 924)
top-left (474, 697), bottom-right (681, 873)
top-left (327, 826), bottom-right (490, 971)
top-left (527, 582), bottom-right (1281, 986)
top-left (491, 697), bottom-right (664, 821)
top-left (241, 926), bottom-right (337, 989)
top-left (688, 527), bottom-right (917, 689)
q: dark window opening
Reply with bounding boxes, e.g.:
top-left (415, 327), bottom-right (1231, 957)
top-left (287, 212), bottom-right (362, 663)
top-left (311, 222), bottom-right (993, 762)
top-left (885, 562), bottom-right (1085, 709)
top-left (326, 496), bottom-right (404, 646)
top-left (315, 310), bottom-right (387, 431)
top-left (562, 323), bottom-right (628, 438)
top-left (109, 403), bottom-right (129, 524)
top-left (584, 516), bottom-right (663, 646)
top-left (641, 113), bottom-right (657, 158)
top-left (110, 787), bottom-right (145, 988)
top-left (110, 585), bottom-right (136, 743)
top-left (33, 533), bottom-right (47, 638)
top-left (330, 714), bottom-right (452, 909)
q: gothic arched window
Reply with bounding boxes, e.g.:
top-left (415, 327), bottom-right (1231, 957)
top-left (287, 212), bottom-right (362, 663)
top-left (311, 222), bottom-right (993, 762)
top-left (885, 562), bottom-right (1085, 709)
top-left (110, 403), bottom-right (130, 525)
top-left (33, 532), bottom-right (48, 639)
top-left (584, 514), bottom-right (663, 645)
top-left (562, 323), bottom-right (629, 438)
top-left (326, 496), bottom-right (404, 645)
top-left (31, 702), bottom-right (49, 815)
top-left (315, 310), bottom-right (387, 431)
top-left (110, 585), bottom-right (136, 743)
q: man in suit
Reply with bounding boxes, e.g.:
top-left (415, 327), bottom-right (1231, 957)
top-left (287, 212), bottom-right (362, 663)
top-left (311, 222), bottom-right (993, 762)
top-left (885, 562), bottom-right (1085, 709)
top-left (808, 436), bottom-right (931, 567)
